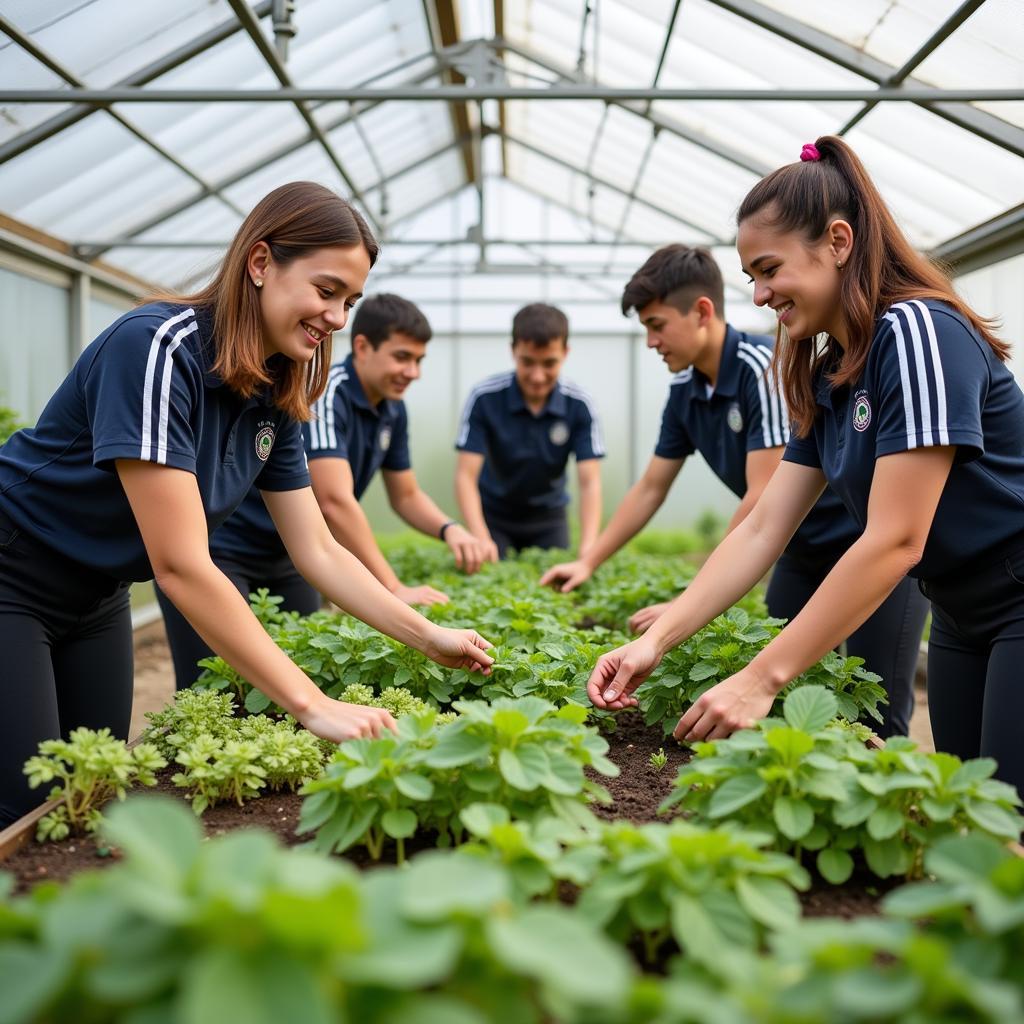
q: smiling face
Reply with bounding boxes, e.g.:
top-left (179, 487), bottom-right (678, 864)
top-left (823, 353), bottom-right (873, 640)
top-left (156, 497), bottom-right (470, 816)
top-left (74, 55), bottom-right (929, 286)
top-left (637, 298), bottom-right (713, 374)
top-left (512, 338), bottom-right (568, 406)
top-left (249, 243), bottom-right (372, 363)
top-left (737, 210), bottom-right (851, 345)
top-left (353, 331), bottom-right (428, 405)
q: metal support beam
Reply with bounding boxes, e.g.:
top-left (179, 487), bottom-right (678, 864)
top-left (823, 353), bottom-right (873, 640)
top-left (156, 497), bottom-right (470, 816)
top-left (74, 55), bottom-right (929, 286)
top-left (0, 1), bottom-right (274, 166)
top-left (932, 203), bottom-right (1024, 276)
top-left (69, 238), bottom-right (681, 249)
top-left (493, 0), bottom-right (509, 175)
top-left (839, 0), bottom-right (986, 136)
top-left (225, 0), bottom-right (379, 232)
top-left (0, 14), bottom-right (246, 217)
top-left (705, 0), bottom-right (1024, 159)
top-left (2, 85), bottom-right (1018, 102)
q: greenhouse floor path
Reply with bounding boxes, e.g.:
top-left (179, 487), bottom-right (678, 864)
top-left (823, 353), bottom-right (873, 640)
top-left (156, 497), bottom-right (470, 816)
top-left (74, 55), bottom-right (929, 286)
top-left (128, 619), bottom-right (936, 750)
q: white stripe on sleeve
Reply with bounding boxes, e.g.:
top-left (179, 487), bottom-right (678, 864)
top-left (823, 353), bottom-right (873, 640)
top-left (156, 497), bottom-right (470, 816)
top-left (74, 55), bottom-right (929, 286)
top-left (907, 299), bottom-right (949, 446)
top-left (884, 307), bottom-right (920, 449)
top-left (739, 341), bottom-right (789, 446)
top-left (736, 344), bottom-right (779, 447)
top-left (456, 372), bottom-right (513, 447)
top-left (309, 364), bottom-right (348, 451)
top-left (155, 322), bottom-right (199, 464)
top-left (559, 381), bottom-right (606, 457)
top-left (140, 308), bottom-right (196, 461)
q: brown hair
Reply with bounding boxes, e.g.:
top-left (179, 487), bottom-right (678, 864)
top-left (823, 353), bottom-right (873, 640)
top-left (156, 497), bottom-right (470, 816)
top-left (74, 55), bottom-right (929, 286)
top-left (736, 135), bottom-right (1006, 436)
top-left (351, 293), bottom-right (432, 348)
top-left (512, 303), bottom-right (570, 347)
top-left (153, 181), bottom-right (378, 421)
top-left (621, 244), bottom-right (725, 318)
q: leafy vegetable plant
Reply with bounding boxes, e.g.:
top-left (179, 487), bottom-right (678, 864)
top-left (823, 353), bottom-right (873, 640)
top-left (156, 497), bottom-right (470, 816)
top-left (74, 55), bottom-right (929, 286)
top-left (23, 727), bottom-right (166, 841)
top-left (662, 686), bottom-right (1022, 883)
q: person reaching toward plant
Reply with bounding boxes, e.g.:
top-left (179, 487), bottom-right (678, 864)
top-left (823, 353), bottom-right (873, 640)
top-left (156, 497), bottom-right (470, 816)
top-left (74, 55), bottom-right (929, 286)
top-left (0, 182), bottom-right (493, 828)
top-left (542, 244), bottom-right (927, 737)
top-left (588, 137), bottom-right (1024, 798)
top-left (157, 293), bottom-right (493, 689)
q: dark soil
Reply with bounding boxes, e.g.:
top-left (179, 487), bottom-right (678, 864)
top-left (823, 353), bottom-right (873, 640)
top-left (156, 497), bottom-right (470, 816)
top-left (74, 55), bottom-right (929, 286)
top-left (1, 710), bottom-right (887, 920)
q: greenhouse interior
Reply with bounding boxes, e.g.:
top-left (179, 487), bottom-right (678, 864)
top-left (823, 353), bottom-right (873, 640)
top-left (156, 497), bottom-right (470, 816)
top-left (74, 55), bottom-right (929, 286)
top-left (1, 1), bottom-right (1023, 1020)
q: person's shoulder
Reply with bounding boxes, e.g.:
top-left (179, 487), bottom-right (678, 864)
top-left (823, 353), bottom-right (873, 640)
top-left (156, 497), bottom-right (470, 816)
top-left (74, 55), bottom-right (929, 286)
top-left (84, 302), bottom-right (205, 373)
top-left (875, 299), bottom-right (987, 363)
top-left (667, 368), bottom-right (694, 390)
top-left (464, 370), bottom-right (515, 405)
top-left (732, 328), bottom-right (775, 375)
top-left (557, 378), bottom-right (597, 408)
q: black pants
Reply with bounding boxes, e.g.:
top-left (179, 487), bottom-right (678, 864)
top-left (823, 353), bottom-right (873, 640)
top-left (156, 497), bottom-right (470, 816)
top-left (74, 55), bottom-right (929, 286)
top-left (155, 551), bottom-right (321, 690)
top-left (484, 507), bottom-right (570, 559)
top-left (0, 509), bottom-right (133, 828)
top-left (766, 549), bottom-right (930, 738)
top-left (922, 546), bottom-right (1024, 798)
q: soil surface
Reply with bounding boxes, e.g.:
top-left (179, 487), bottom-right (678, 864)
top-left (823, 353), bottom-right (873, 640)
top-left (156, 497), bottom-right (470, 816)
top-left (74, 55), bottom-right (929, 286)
top-left (4, 617), bottom-right (934, 927)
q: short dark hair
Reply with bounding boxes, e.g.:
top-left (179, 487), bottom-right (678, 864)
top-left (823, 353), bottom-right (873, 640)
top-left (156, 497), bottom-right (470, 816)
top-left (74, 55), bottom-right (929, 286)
top-left (350, 293), bottom-right (432, 349)
top-left (621, 245), bottom-right (725, 319)
top-left (511, 303), bottom-right (569, 347)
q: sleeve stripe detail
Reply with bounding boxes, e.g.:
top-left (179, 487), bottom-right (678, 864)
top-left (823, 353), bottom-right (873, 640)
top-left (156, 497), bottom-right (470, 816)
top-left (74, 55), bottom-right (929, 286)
top-left (456, 372), bottom-right (514, 447)
top-left (736, 341), bottom-right (789, 447)
top-left (559, 381), bottom-right (606, 456)
top-left (140, 308), bottom-right (197, 464)
top-left (309, 364), bottom-right (348, 450)
top-left (883, 302), bottom-right (949, 449)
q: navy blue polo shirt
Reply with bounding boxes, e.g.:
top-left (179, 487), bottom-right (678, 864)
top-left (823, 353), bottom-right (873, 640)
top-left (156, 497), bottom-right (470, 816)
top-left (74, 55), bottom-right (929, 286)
top-left (656, 325), bottom-right (859, 559)
top-left (784, 299), bottom-right (1024, 578)
top-left (211, 354), bottom-right (411, 560)
top-left (0, 302), bottom-right (309, 581)
top-left (456, 372), bottom-right (605, 516)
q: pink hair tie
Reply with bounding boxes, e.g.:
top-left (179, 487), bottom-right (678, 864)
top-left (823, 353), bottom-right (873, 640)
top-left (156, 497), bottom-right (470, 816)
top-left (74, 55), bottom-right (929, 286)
top-left (800, 143), bottom-right (821, 162)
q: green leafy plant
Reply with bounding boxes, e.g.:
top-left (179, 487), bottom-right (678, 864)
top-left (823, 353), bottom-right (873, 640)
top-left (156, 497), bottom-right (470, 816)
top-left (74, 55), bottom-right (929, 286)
top-left (662, 686), bottom-right (1023, 883)
top-left (0, 405), bottom-right (25, 446)
top-left (23, 727), bottom-right (166, 841)
top-left (649, 748), bottom-right (668, 771)
top-left (142, 687), bottom-right (239, 756)
top-left (638, 608), bottom-right (886, 736)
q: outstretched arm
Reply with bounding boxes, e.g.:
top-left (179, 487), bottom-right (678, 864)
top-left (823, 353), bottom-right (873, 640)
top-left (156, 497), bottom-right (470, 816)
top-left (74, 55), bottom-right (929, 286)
top-left (454, 451), bottom-right (499, 561)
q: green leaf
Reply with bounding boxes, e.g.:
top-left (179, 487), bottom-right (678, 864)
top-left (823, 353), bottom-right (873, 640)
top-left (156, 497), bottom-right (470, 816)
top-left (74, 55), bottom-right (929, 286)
top-left (816, 847), bottom-right (854, 884)
top-left (924, 833), bottom-right (1009, 884)
top-left (459, 802), bottom-right (509, 836)
top-left (688, 662), bottom-right (718, 682)
top-left (381, 808), bottom-right (418, 839)
top-left (101, 796), bottom-right (202, 888)
top-left (965, 799), bottom-right (1023, 840)
top-left (425, 728), bottom-right (490, 768)
top-left (707, 773), bottom-right (767, 819)
top-left (395, 773), bottom-right (434, 801)
top-left (866, 805), bottom-right (905, 840)
top-left (883, 880), bottom-right (962, 918)
top-left (773, 796), bottom-right (814, 840)
top-left (948, 758), bottom-right (998, 788)
top-left (0, 945), bottom-right (69, 1024)
top-left (486, 906), bottom-right (632, 1008)
top-left (498, 745), bottom-right (548, 791)
top-left (243, 688), bottom-right (271, 714)
top-left (783, 686), bottom-right (838, 732)
top-left (402, 852), bottom-right (509, 919)
top-left (832, 791), bottom-right (878, 828)
top-left (492, 709), bottom-right (530, 739)
top-left (734, 875), bottom-right (800, 930)
top-left (864, 836), bottom-right (910, 878)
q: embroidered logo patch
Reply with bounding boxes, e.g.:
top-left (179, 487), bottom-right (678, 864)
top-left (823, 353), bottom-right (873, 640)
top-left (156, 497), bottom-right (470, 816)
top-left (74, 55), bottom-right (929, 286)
top-left (727, 403), bottom-right (744, 433)
top-left (853, 391), bottom-right (872, 432)
top-left (549, 420), bottom-right (570, 446)
top-left (255, 425), bottom-right (275, 461)
top-left (379, 426), bottom-right (392, 451)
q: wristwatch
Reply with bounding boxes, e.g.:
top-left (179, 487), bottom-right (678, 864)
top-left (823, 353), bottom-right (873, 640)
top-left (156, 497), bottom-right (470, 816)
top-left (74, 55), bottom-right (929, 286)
top-left (439, 519), bottom-right (459, 540)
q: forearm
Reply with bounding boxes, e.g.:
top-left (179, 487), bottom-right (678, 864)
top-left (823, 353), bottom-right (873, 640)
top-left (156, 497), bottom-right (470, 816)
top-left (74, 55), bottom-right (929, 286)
top-left (319, 494), bottom-right (401, 591)
top-left (747, 533), bottom-right (921, 690)
top-left (390, 488), bottom-right (449, 538)
top-left (582, 478), bottom-right (667, 570)
top-left (578, 477), bottom-right (602, 551)
top-left (646, 512), bottom-right (787, 654)
top-left (455, 472), bottom-right (490, 537)
top-left (725, 493), bottom-right (757, 535)
top-left (293, 537), bottom-right (431, 649)
top-left (157, 563), bottom-right (324, 718)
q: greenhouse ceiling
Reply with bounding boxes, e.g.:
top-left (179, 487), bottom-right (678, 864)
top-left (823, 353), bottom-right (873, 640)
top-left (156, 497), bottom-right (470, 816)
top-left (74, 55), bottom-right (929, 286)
top-left (0, 0), bottom-right (1022, 322)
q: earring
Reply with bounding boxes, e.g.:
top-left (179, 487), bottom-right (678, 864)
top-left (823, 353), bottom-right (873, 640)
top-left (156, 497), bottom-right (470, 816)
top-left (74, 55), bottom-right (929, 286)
top-left (835, 260), bottom-right (844, 270)
top-left (254, 279), bottom-right (263, 288)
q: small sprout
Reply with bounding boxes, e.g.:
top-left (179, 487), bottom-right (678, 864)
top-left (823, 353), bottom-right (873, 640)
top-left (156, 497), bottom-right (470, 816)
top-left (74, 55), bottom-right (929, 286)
top-left (648, 748), bottom-right (668, 771)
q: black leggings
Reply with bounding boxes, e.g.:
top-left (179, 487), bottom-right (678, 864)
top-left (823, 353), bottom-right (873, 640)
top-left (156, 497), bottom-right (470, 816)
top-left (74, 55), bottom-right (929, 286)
top-left (922, 547), bottom-right (1024, 798)
top-left (766, 550), bottom-right (930, 738)
top-left (0, 510), bottom-right (133, 828)
top-left (155, 551), bottom-right (321, 690)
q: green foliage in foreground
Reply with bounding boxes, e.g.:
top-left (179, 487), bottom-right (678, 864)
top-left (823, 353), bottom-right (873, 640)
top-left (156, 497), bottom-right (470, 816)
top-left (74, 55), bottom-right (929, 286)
top-left (299, 698), bottom-right (618, 861)
top-left (23, 728), bottom-right (165, 842)
top-left (2, 797), bottom-right (1021, 1024)
top-left (0, 405), bottom-right (25, 446)
top-left (662, 687), bottom-right (1023, 883)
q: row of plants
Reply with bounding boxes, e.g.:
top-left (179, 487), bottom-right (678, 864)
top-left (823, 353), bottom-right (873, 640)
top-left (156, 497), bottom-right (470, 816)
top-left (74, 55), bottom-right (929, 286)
top-left (2, 794), bottom-right (1021, 1023)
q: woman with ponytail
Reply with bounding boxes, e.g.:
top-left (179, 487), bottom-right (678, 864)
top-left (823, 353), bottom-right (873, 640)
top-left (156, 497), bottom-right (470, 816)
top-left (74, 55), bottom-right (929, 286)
top-left (0, 181), bottom-right (494, 827)
top-left (587, 137), bottom-right (1024, 797)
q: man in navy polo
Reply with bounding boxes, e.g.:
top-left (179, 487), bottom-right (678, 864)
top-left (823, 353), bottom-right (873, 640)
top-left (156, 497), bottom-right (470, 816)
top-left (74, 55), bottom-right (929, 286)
top-left (455, 303), bottom-right (605, 558)
top-left (158, 294), bottom-right (491, 688)
top-left (540, 246), bottom-right (928, 737)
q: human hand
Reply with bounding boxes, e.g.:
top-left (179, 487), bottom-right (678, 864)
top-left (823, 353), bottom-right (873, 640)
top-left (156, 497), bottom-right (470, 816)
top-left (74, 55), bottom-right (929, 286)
top-left (423, 625), bottom-right (495, 674)
top-left (672, 667), bottom-right (777, 743)
top-left (628, 601), bottom-right (669, 634)
top-left (298, 693), bottom-right (398, 742)
top-left (393, 583), bottom-right (450, 606)
top-left (538, 559), bottom-right (593, 593)
top-left (446, 524), bottom-right (497, 574)
top-left (586, 635), bottom-right (664, 710)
